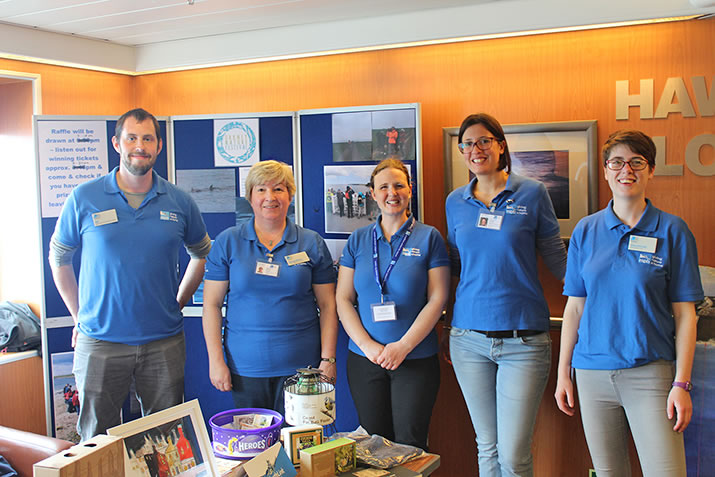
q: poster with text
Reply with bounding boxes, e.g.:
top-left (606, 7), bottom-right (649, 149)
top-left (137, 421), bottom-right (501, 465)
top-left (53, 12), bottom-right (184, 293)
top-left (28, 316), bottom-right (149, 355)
top-left (38, 120), bottom-right (109, 217)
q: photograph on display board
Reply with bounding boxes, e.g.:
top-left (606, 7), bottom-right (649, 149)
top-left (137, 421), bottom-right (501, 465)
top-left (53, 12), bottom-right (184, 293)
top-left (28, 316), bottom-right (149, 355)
top-left (324, 164), bottom-right (411, 234)
top-left (117, 415), bottom-right (206, 477)
top-left (325, 239), bottom-right (348, 265)
top-left (371, 109), bottom-right (417, 162)
top-left (51, 351), bottom-right (80, 443)
top-left (176, 169), bottom-right (236, 213)
top-left (332, 111), bottom-right (373, 162)
top-left (511, 150), bottom-right (570, 219)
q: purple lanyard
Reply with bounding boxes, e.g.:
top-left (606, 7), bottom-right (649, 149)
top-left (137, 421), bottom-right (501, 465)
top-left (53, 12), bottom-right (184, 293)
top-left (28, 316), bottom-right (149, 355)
top-left (372, 216), bottom-right (415, 303)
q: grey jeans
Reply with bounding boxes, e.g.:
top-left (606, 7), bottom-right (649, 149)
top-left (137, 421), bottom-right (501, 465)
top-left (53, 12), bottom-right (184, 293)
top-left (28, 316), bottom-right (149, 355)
top-left (73, 331), bottom-right (186, 441)
top-left (575, 360), bottom-right (686, 477)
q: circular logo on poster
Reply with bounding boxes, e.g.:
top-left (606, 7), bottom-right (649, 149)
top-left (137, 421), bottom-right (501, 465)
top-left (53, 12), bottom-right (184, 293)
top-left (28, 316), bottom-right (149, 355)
top-left (216, 121), bottom-right (257, 164)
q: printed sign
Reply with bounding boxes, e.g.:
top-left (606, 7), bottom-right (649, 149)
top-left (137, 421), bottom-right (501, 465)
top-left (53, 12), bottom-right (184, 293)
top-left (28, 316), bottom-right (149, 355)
top-left (214, 118), bottom-right (260, 167)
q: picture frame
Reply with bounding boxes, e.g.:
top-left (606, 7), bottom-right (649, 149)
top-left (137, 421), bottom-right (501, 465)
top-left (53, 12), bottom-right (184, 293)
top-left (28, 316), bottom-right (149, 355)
top-left (107, 399), bottom-right (218, 477)
top-left (443, 120), bottom-right (598, 238)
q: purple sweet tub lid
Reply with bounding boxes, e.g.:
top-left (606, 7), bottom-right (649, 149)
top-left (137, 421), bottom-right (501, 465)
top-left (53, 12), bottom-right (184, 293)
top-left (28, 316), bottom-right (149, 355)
top-left (209, 408), bottom-right (284, 460)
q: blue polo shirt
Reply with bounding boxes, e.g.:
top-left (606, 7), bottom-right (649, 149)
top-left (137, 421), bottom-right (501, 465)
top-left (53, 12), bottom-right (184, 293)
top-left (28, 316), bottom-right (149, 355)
top-left (339, 217), bottom-right (449, 359)
top-left (205, 219), bottom-right (336, 377)
top-left (564, 200), bottom-right (704, 370)
top-left (53, 167), bottom-right (208, 345)
top-left (446, 174), bottom-right (561, 331)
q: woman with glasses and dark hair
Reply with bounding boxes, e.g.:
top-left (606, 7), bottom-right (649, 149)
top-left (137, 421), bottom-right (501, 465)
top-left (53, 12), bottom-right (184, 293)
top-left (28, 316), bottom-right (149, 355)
top-left (445, 113), bottom-right (566, 476)
top-left (555, 130), bottom-right (703, 477)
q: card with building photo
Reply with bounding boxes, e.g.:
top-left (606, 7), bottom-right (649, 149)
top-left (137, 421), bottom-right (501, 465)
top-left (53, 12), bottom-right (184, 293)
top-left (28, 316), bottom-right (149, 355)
top-left (108, 400), bottom-right (217, 477)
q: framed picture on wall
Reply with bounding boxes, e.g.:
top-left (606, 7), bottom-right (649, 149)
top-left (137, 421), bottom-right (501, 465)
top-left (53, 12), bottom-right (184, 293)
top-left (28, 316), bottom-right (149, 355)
top-left (443, 120), bottom-right (598, 238)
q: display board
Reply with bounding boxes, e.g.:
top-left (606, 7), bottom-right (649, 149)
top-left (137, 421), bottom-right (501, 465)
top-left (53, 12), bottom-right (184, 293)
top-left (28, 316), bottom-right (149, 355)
top-left (35, 115), bottom-right (170, 439)
top-left (171, 112), bottom-right (297, 429)
top-left (297, 103), bottom-right (423, 433)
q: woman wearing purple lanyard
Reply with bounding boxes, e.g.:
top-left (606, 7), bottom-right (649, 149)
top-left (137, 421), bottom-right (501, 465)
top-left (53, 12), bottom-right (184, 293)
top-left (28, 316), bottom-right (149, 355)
top-left (336, 158), bottom-right (450, 451)
top-left (445, 113), bottom-right (567, 476)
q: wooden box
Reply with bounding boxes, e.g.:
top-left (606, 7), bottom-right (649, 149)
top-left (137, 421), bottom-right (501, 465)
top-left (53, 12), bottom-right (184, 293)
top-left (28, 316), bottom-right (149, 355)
top-left (33, 434), bottom-right (124, 477)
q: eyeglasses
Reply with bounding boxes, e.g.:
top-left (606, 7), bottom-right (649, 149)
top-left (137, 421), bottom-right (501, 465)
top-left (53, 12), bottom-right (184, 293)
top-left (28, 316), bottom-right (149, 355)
top-left (458, 136), bottom-right (498, 153)
top-left (605, 158), bottom-right (649, 171)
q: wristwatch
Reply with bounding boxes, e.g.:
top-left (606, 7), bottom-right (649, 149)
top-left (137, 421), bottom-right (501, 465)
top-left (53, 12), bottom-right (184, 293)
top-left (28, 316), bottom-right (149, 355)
top-left (321, 357), bottom-right (336, 364)
top-left (672, 381), bottom-right (693, 392)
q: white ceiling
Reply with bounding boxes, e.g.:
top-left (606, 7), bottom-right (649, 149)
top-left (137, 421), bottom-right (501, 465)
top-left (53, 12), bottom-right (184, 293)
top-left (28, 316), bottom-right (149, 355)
top-left (0, 0), bottom-right (713, 74)
top-left (0, 0), bottom-right (490, 46)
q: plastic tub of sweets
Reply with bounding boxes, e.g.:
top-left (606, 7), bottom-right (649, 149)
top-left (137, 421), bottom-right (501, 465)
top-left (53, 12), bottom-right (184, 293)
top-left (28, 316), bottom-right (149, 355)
top-left (209, 408), bottom-right (284, 460)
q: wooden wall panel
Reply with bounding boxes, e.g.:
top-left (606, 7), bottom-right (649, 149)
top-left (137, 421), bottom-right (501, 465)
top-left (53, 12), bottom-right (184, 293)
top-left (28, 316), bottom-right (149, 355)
top-left (0, 59), bottom-right (134, 115)
top-left (136, 20), bottom-right (714, 269)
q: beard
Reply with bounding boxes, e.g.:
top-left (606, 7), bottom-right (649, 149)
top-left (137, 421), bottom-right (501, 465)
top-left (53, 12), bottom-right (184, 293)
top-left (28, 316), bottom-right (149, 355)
top-left (121, 152), bottom-right (155, 176)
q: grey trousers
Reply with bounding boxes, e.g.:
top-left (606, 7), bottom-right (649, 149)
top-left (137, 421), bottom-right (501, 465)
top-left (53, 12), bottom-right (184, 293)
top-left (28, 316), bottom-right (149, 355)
top-left (73, 331), bottom-right (186, 441)
top-left (575, 360), bottom-right (686, 477)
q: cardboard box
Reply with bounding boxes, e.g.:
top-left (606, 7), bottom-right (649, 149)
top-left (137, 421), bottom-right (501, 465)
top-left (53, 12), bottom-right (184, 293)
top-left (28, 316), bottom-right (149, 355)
top-left (33, 434), bottom-right (124, 477)
top-left (281, 424), bottom-right (323, 466)
top-left (300, 437), bottom-right (356, 477)
top-left (214, 455), bottom-right (247, 477)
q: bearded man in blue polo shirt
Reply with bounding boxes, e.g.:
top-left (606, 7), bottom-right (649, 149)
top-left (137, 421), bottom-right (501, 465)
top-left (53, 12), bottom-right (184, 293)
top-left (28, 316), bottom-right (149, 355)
top-left (49, 108), bottom-right (211, 441)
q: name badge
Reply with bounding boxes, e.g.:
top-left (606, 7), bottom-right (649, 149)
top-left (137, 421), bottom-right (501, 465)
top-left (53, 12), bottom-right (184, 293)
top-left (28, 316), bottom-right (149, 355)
top-left (255, 261), bottom-right (280, 277)
top-left (92, 209), bottom-right (118, 227)
top-left (285, 251), bottom-right (310, 266)
top-left (371, 302), bottom-right (397, 322)
top-left (628, 235), bottom-right (657, 254)
top-left (477, 210), bottom-right (504, 230)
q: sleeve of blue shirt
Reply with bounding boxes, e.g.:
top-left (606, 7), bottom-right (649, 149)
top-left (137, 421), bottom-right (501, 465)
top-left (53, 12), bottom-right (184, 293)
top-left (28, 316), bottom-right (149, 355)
top-left (535, 181), bottom-right (561, 239)
top-left (563, 220), bottom-right (586, 297)
top-left (667, 217), bottom-right (704, 302)
top-left (426, 226), bottom-right (450, 269)
top-left (445, 191), bottom-right (461, 276)
top-left (53, 188), bottom-right (82, 248)
top-left (204, 229), bottom-right (232, 281)
top-left (311, 234), bottom-right (337, 284)
top-left (339, 231), bottom-right (358, 269)
top-left (183, 194), bottom-right (208, 246)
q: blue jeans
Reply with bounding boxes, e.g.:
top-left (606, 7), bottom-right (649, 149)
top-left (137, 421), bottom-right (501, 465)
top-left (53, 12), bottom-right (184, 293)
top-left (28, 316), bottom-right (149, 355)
top-left (73, 331), bottom-right (186, 441)
top-left (450, 327), bottom-right (551, 477)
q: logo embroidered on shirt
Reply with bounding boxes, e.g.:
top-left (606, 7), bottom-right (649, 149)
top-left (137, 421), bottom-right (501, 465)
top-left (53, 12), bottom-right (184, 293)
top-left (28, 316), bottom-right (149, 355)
top-left (402, 247), bottom-right (421, 257)
top-left (638, 253), bottom-right (664, 268)
top-left (505, 205), bottom-right (528, 215)
top-left (160, 211), bottom-right (178, 222)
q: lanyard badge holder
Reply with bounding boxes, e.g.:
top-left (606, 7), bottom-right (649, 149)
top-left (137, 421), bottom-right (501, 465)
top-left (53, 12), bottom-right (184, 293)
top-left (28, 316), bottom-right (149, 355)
top-left (370, 217), bottom-right (415, 322)
top-left (256, 252), bottom-right (280, 277)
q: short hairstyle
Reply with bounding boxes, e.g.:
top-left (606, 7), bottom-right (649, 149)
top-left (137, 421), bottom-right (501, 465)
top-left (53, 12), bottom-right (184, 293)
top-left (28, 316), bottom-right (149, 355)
top-left (602, 130), bottom-right (657, 170)
top-left (115, 108), bottom-right (161, 140)
top-left (369, 158), bottom-right (411, 189)
top-left (245, 160), bottom-right (296, 201)
top-left (457, 113), bottom-right (511, 173)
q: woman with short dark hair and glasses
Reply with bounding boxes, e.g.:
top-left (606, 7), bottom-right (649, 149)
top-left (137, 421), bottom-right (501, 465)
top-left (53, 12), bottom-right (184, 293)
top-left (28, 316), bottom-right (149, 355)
top-left (445, 113), bottom-right (566, 476)
top-left (555, 130), bottom-right (703, 477)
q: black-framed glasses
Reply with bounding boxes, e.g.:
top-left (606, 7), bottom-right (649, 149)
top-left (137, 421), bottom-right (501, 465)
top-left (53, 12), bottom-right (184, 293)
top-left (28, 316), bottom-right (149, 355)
top-left (458, 136), bottom-right (498, 153)
top-left (605, 158), bottom-right (649, 171)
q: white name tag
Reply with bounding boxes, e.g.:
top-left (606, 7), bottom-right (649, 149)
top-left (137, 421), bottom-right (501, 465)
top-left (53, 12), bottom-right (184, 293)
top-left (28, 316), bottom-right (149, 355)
top-left (255, 261), bottom-right (280, 277)
top-left (285, 251), bottom-right (310, 266)
top-left (628, 235), bottom-right (657, 254)
top-left (92, 209), bottom-right (118, 227)
top-left (477, 211), bottom-right (503, 230)
top-left (371, 302), bottom-right (397, 322)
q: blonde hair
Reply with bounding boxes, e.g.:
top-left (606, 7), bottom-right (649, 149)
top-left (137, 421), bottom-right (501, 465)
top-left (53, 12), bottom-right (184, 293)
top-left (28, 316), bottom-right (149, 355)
top-left (245, 161), bottom-right (296, 201)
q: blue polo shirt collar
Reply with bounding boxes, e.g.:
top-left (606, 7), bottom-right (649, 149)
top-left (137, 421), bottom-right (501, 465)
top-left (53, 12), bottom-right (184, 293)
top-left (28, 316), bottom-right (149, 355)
top-left (104, 166), bottom-right (164, 200)
top-left (241, 218), bottom-right (299, 245)
top-left (374, 214), bottom-right (413, 242)
top-left (604, 199), bottom-right (659, 232)
top-left (460, 173), bottom-right (522, 203)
